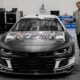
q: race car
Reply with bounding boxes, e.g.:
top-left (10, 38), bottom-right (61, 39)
top-left (0, 15), bottom-right (75, 75)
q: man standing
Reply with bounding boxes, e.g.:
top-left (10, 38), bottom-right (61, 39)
top-left (73, 1), bottom-right (80, 50)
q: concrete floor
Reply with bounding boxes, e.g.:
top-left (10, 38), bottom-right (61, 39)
top-left (0, 40), bottom-right (80, 80)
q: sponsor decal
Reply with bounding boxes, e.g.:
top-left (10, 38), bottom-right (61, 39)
top-left (21, 32), bottom-right (56, 39)
top-left (4, 31), bottom-right (65, 43)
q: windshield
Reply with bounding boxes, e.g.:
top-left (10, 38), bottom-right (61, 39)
top-left (11, 18), bottom-right (64, 31)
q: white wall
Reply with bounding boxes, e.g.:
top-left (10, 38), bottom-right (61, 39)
top-left (2, 0), bottom-right (80, 15)
top-left (0, 0), bottom-right (4, 8)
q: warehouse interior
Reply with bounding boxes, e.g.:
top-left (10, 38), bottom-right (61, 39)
top-left (0, 0), bottom-right (80, 80)
top-left (0, 0), bottom-right (78, 33)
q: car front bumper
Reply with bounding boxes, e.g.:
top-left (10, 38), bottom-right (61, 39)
top-left (0, 55), bottom-right (75, 75)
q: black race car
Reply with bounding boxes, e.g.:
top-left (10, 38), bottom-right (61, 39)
top-left (0, 15), bottom-right (75, 75)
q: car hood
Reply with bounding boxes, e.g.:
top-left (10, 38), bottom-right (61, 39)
top-left (0, 31), bottom-right (70, 52)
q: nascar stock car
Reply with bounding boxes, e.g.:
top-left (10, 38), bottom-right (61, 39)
top-left (0, 15), bottom-right (75, 75)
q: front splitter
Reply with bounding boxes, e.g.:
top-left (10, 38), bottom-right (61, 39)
top-left (0, 64), bottom-right (75, 75)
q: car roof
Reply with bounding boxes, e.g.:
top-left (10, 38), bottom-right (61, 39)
top-left (21, 15), bottom-right (59, 19)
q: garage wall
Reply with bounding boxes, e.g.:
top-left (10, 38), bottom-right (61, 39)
top-left (3, 0), bottom-right (78, 15)
top-left (0, 0), bottom-right (4, 8)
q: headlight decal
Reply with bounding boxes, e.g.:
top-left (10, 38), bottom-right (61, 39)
top-left (4, 32), bottom-right (16, 43)
top-left (0, 57), bottom-right (13, 71)
top-left (54, 45), bottom-right (72, 56)
top-left (6, 59), bottom-right (12, 69)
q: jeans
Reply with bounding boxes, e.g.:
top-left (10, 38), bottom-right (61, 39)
top-left (77, 33), bottom-right (80, 49)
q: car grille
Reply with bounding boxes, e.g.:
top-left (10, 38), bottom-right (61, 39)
top-left (13, 51), bottom-right (54, 57)
top-left (11, 57), bottom-right (55, 73)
